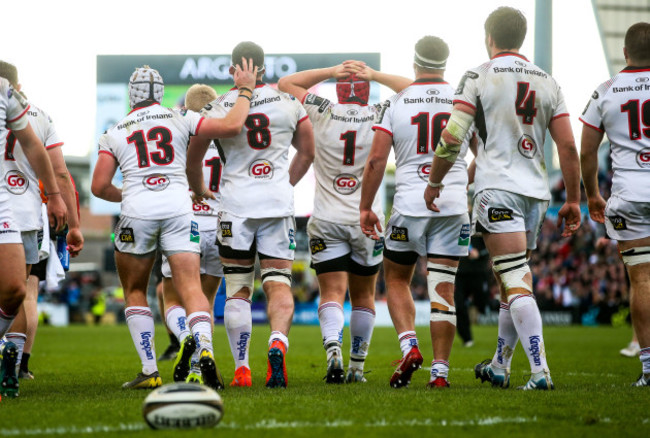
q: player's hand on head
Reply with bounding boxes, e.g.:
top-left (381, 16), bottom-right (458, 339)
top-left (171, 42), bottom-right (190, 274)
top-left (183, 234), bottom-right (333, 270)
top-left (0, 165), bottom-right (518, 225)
top-left (360, 209), bottom-right (382, 241)
top-left (557, 201), bottom-right (581, 237)
top-left (66, 228), bottom-right (84, 257)
top-left (353, 63), bottom-right (374, 82)
top-left (586, 195), bottom-right (606, 224)
top-left (234, 57), bottom-right (257, 90)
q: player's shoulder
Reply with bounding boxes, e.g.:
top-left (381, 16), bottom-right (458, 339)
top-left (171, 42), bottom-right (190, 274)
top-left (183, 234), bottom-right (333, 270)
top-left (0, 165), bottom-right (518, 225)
top-left (303, 93), bottom-right (332, 110)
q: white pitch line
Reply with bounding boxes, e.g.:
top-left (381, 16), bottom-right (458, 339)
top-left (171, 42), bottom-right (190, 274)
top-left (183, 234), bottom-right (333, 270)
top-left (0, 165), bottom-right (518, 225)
top-left (0, 416), bottom-right (538, 435)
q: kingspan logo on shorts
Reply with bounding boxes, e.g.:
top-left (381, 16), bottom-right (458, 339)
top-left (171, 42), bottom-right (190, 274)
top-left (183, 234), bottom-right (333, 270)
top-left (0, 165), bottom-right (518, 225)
top-left (333, 173), bottom-right (359, 195)
top-left (636, 148), bottom-right (650, 168)
top-left (528, 335), bottom-right (542, 367)
top-left (190, 220), bottom-right (200, 244)
top-left (249, 159), bottom-right (274, 179)
top-left (5, 170), bottom-right (28, 195)
top-left (142, 174), bottom-right (170, 191)
top-left (518, 134), bottom-right (536, 159)
top-left (458, 223), bottom-right (470, 246)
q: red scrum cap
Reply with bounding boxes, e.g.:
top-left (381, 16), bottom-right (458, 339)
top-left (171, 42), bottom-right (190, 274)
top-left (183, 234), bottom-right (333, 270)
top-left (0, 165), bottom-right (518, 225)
top-left (336, 74), bottom-right (369, 105)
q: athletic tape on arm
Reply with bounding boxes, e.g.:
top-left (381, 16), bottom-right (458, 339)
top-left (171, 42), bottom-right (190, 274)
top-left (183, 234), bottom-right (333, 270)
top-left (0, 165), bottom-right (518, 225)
top-left (434, 109), bottom-right (473, 163)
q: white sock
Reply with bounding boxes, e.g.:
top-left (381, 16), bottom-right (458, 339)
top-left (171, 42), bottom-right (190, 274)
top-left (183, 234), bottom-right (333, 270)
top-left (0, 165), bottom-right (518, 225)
top-left (318, 301), bottom-right (344, 347)
top-left (165, 305), bottom-right (191, 342)
top-left (269, 331), bottom-right (289, 353)
top-left (5, 332), bottom-right (26, 368)
top-left (398, 330), bottom-right (418, 357)
top-left (491, 303), bottom-right (518, 369)
top-left (224, 298), bottom-right (252, 369)
top-left (349, 306), bottom-right (375, 370)
top-left (188, 311), bottom-right (213, 355)
top-left (640, 347), bottom-right (650, 374)
top-left (125, 306), bottom-right (157, 375)
top-left (509, 295), bottom-right (548, 374)
top-left (0, 307), bottom-right (16, 339)
top-left (430, 359), bottom-right (449, 379)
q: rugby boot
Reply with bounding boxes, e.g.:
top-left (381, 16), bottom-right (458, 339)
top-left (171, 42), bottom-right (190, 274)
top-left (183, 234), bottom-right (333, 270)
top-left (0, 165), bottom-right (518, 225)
top-left (324, 342), bottom-right (344, 384)
top-left (230, 366), bottom-right (252, 387)
top-left (345, 367), bottom-right (367, 383)
top-left (266, 340), bottom-right (288, 388)
top-left (517, 370), bottom-right (554, 390)
top-left (389, 346), bottom-right (423, 388)
top-left (158, 342), bottom-right (180, 361)
top-left (122, 371), bottom-right (162, 389)
top-left (427, 376), bottom-right (450, 388)
top-left (0, 342), bottom-right (19, 397)
top-left (186, 367), bottom-right (203, 385)
top-left (199, 349), bottom-right (225, 390)
top-left (173, 335), bottom-right (196, 382)
top-left (632, 373), bottom-right (650, 387)
top-left (475, 359), bottom-right (510, 388)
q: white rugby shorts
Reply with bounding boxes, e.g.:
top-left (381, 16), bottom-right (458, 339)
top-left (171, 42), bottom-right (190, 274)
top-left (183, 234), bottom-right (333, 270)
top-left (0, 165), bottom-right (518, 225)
top-left (114, 213), bottom-right (200, 256)
top-left (472, 189), bottom-right (548, 250)
top-left (161, 228), bottom-right (223, 278)
top-left (217, 211), bottom-right (296, 261)
top-left (384, 210), bottom-right (470, 258)
top-left (307, 217), bottom-right (384, 267)
top-left (604, 195), bottom-right (650, 241)
top-left (0, 201), bottom-right (22, 245)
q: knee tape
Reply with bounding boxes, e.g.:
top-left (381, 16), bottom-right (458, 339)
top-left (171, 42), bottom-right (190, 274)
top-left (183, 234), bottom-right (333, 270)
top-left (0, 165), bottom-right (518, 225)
top-left (621, 247), bottom-right (650, 266)
top-left (426, 262), bottom-right (457, 325)
top-left (261, 268), bottom-right (292, 287)
top-left (223, 263), bottom-right (254, 299)
top-left (492, 252), bottom-right (532, 293)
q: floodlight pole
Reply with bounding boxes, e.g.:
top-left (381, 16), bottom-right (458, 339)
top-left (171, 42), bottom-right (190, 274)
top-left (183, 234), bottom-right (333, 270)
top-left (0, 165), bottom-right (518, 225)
top-left (535, 0), bottom-right (556, 177)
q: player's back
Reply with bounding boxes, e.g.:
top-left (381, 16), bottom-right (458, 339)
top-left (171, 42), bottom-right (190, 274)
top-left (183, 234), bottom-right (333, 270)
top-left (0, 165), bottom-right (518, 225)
top-left (580, 67), bottom-right (650, 202)
top-left (98, 102), bottom-right (203, 219)
top-left (456, 53), bottom-right (568, 200)
top-left (4, 104), bottom-right (62, 231)
top-left (206, 84), bottom-right (308, 219)
top-left (374, 79), bottom-right (469, 217)
top-left (192, 142), bottom-right (222, 230)
top-left (302, 93), bottom-right (381, 224)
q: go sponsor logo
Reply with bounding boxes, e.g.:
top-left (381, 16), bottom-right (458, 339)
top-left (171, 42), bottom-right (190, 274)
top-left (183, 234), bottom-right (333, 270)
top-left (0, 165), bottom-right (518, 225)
top-left (5, 170), bottom-right (28, 194)
top-left (142, 174), bottom-right (169, 191)
top-left (333, 173), bottom-right (359, 195)
top-left (417, 162), bottom-right (431, 181)
top-left (637, 148), bottom-right (650, 168)
top-left (248, 159), bottom-right (273, 179)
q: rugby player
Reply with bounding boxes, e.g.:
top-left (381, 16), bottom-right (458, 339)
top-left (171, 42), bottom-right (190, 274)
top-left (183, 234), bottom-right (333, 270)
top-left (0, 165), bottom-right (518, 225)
top-left (91, 62), bottom-right (256, 390)
top-left (278, 61), bottom-right (411, 383)
top-left (425, 6), bottom-right (581, 390)
top-left (188, 41), bottom-right (315, 388)
top-left (361, 36), bottom-right (475, 388)
top-left (580, 22), bottom-right (650, 387)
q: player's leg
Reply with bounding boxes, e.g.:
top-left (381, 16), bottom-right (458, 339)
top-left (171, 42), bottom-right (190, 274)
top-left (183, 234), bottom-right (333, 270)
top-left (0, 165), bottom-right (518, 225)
top-left (114, 216), bottom-right (162, 389)
top-left (20, 272), bottom-right (43, 379)
top-left (157, 270), bottom-right (180, 362)
top-left (618, 236), bottom-right (650, 386)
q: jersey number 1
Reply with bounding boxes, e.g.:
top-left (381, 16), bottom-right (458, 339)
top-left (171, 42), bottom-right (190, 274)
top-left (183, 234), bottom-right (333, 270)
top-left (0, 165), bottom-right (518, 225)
top-left (621, 99), bottom-right (650, 140)
top-left (411, 112), bottom-right (450, 153)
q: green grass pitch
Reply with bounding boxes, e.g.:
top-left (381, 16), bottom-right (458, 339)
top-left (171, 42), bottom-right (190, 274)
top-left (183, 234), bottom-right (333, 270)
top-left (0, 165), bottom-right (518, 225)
top-left (0, 324), bottom-right (646, 437)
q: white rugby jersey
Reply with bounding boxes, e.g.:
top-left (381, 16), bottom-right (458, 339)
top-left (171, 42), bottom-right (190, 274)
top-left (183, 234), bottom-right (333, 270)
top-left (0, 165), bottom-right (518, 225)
top-left (0, 78), bottom-right (31, 215)
top-left (191, 142), bottom-right (221, 230)
top-left (98, 103), bottom-right (203, 220)
top-left (373, 79), bottom-right (470, 218)
top-left (203, 84), bottom-right (308, 218)
top-left (580, 66), bottom-right (650, 202)
top-left (454, 53), bottom-right (569, 201)
top-left (3, 104), bottom-right (63, 231)
top-left (302, 93), bottom-right (382, 224)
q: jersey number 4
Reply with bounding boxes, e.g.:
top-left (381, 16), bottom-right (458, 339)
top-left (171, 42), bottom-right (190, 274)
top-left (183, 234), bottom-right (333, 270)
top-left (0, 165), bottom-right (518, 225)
top-left (127, 127), bottom-right (175, 168)
top-left (515, 82), bottom-right (537, 125)
top-left (412, 112), bottom-right (450, 153)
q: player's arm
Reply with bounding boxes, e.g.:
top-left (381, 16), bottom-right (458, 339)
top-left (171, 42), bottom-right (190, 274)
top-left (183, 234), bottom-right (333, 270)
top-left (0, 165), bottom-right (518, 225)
top-left (467, 134), bottom-right (478, 185)
top-left (360, 130), bottom-right (392, 240)
top-left (580, 124), bottom-right (606, 224)
top-left (186, 136), bottom-right (214, 202)
top-left (549, 116), bottom-right (582, 236)
top-left (424, 103), bottom-right (476, 212)
top-left (289, 118), bottom-right (315, 186)
top-left (277, 61), bottom-right (365, 101)
top-left (91, 152), bottom-right (122, 203)
top-left (47, 146), bottom-right (84, 256)
top-left (14, 123), bottom-right (67, 231)
top-left (355, 64), bottom-right (412, 93)
top-left (196, 58), bottom-right (257, 139)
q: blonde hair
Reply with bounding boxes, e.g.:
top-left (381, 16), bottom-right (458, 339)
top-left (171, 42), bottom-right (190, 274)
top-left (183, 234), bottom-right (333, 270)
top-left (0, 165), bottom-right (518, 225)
top-left (185, 84), bottom-right (218, 111)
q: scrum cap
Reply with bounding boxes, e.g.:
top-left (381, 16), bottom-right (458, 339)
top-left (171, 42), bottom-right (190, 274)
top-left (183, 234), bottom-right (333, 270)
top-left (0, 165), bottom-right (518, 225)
top-left (336, 74), bottom-right (369, 105)
top-left (128, 65), bottom-right (164, 108)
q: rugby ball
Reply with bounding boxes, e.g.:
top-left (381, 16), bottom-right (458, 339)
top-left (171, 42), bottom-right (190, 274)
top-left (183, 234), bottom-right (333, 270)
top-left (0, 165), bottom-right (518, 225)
top-left (142, 383), bottom-right (223, 430)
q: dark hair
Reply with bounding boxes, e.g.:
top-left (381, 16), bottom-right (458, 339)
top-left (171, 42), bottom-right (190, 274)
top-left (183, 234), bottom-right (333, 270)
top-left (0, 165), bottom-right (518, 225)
top-left (0, 61), bottom-right (19, 87)
top-left (485, 7), bottom-right (527, 50)
top-left (414, 36), bottom-right (449, 71)
top-left (625, 22), bottom-right (650, 63)
top-left (231, 41), bottom-right (265, 72)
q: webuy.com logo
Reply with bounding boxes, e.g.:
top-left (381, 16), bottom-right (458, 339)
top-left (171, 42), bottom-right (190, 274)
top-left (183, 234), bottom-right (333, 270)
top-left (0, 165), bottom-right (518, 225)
top-left (5, 170), bottom-right (28, 194)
